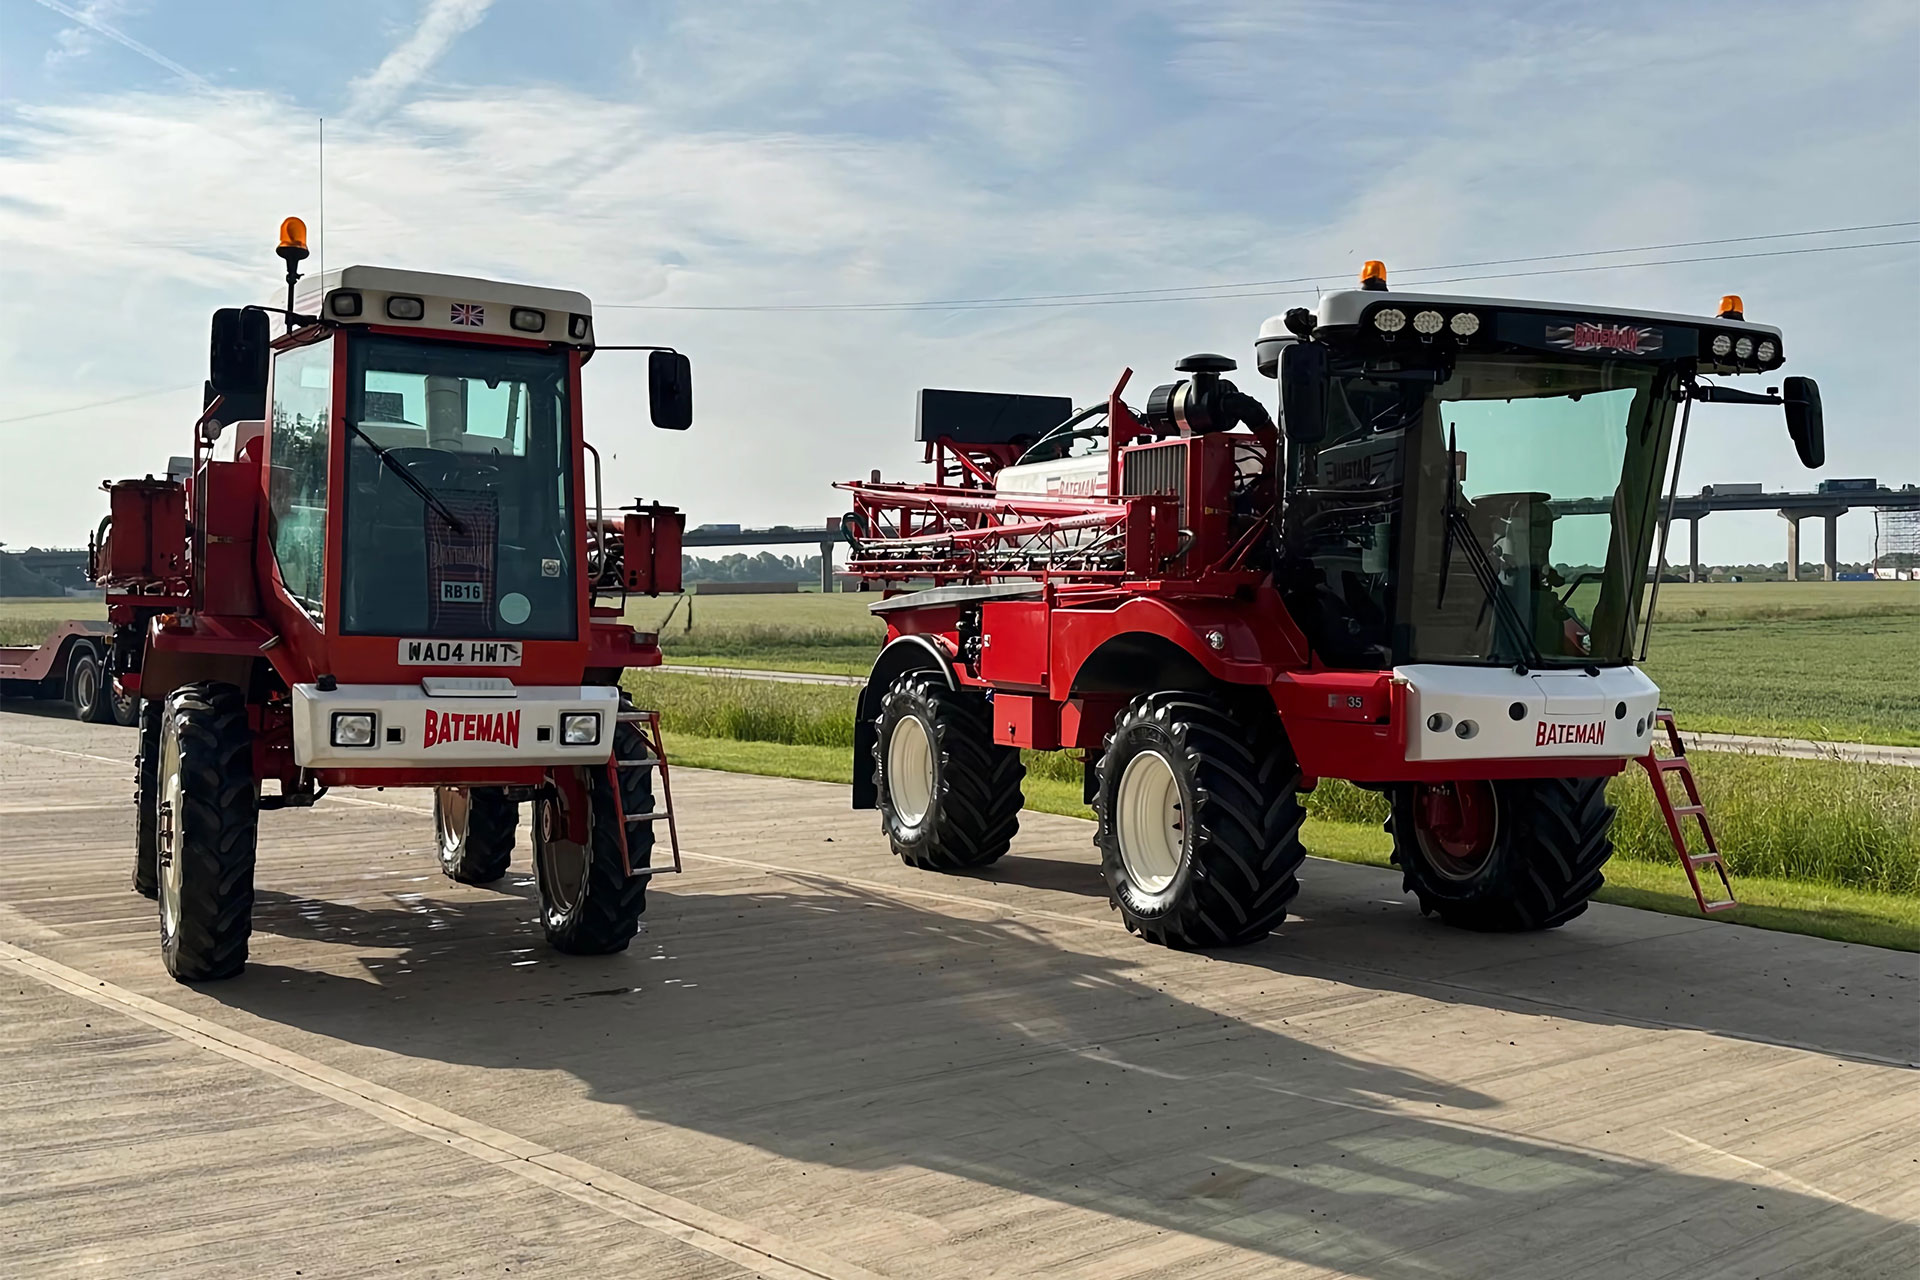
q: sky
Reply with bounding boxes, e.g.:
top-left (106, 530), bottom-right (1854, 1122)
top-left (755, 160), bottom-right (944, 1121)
top-left (2, 0), bottom-right (1916, 565)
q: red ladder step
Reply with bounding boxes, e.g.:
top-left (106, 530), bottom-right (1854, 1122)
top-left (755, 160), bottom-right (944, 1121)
top-left (1634, 709), bottom-right (1735, 913)
top-left (608, 708), bottom-right (683, 879)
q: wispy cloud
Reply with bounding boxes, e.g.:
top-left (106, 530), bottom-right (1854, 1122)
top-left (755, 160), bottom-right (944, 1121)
top-left (348, 0), bottom-right (496, 119)
top-left (31, 0), bottom-right (206, 88)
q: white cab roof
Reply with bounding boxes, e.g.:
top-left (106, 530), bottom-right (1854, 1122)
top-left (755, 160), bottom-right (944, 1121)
top-left (293, 265), bottom-right (594, 346)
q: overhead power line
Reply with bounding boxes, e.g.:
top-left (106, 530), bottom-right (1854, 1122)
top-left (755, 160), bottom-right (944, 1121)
top-left (0, 385), bottom-right (194, 428)
top-left (601, 220), bottom-right (1919, 313)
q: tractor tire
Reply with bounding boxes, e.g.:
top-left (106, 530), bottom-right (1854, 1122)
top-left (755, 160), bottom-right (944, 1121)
top-left (1388, 776), bottom-right (1615, 931)
top-left (69, 648), bottom-right (115, 724)
top-left (873, 672), bottom-right (1025, 871)
top-left (132, 697), bottom-right (162, 898)
top-left (154, 683), bottom-right (258, 982)
top-left (532, 716), bottom-right (650, 955)
top-left (434, 786), bottom-right (517, 884)
top-left (1094, 690), bottom-right (1307, 949)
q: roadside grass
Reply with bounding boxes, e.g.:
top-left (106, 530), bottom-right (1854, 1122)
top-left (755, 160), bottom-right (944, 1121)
top-left (627, 670), bottom-right (1919, 948)
top-left (0, 599), bottom-right (105, 648)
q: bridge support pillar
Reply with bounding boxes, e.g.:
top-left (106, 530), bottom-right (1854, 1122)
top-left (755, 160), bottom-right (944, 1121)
top-left (820, 526), bottom-right (837, 593)
top-left (1687, 517), bottom-right (1701, 583)
top-left (1824, 513), bottom-right (1840, 581)
top-left (1779, 511), bottom-right (1801, 581)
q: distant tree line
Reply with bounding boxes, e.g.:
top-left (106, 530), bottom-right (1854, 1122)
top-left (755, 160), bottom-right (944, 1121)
top-left (682, 552), bottom-right (825, 583)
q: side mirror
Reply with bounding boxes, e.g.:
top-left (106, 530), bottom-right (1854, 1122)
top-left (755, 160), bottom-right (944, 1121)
top-left (1279, 340), bottom-right (1328, 446)
top-left (649, 350), bottom-right (693, 431)
top-left (208, 307), bottom-right (270, 425)
top-left (1783, 376), bottom-right (1824, 469)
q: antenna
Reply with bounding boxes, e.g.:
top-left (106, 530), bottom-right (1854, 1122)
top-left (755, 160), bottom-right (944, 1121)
top-left (317, 117), bottom-right (325, 285)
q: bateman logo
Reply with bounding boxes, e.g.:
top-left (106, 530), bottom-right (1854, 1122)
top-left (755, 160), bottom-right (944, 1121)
top-left (1537, 719), bottom-right (1606, 747)
top-left (424, 709), bottom-right (520, 750)
top-left (1545, 321), bottom-right (1663, 356)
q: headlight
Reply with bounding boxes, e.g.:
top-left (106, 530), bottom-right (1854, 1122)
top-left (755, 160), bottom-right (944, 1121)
top-left (1734, 336), bottom-right (1753, 359)
top-left (328, 291), bottom-right (363, 317)
top-left (1373, 308), bottom-right (1406, 333)
top-left (568, 313), bottom-right (591, 340)
top-left (1449, 311), bottom-right (1480, 336)
top-left (331, 712), bottom-right (376, 748)
top-left (510, 307), bottom-right (546, 333)
top-left (1412, 310), bottom-right (1443, 335)
top-left (1711, 334), bottom-right (1732, 357)
top-left (561, 711), bottom-right (601, 746)
top-left (385, 295), bottom-right (425, 321)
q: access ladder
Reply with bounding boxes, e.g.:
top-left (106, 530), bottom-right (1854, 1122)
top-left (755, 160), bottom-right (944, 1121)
top-left (611, 707), bottom-right (683, 878)
top-left (1635, 709), bottom-right (1735, 913)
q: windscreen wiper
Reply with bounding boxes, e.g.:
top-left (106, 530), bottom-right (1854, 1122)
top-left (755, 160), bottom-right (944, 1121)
top-left (346, 422), bottom-right (465, 534)
top-left (1437, 427), bottom-right (1543, 668)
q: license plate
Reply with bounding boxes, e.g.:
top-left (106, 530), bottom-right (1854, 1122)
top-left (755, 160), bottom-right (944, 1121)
top-left (398, 639), bottom-right (522, 666)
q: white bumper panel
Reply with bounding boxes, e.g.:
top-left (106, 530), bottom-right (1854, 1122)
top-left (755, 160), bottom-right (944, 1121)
top-left (1397, 664), bottom-right (1660, 763)
top-left (292, 683), bottom-right (619, 768)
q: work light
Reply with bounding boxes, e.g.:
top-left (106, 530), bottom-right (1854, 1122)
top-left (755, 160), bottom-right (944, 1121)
top-left (1373, 308), bottom-right (1406, 334)
top-left (1449, 312), bottom-right (1480, 336)
top-left (1734, 337), bottom-right (1753, 360)
top-left (1756, 340), bottom-right (1776, 363)
top-left (511, 307), bottom-right (547, 333)
top-left (1412, 310), bottom-right (1444, 335)
top-left (386, 295), bottom-right (425, 321)
top-left (1711, 334), bottom-right (1732, 357)
top-left (330, 712), bottom-right (376, 748)
top-left (561, 712), bottom-right (601, 747)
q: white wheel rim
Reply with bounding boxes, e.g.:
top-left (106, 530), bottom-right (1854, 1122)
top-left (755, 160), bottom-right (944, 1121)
top-left (437, 787), bottom-right (469, 859)
top-left (72, 660), bottom-right (97, 708)
top-left (1116, 751), bottom-right (1184, 894)
top-left (157, 714), bottom-right (185, 937)
top-left (886, 715), bottom-right (935, 827)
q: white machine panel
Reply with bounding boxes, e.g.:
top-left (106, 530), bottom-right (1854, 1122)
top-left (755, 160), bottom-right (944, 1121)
top-left (1397, 664), bottom-right (1660, 763)
top-left (292, 682), bottom-right (619, 768)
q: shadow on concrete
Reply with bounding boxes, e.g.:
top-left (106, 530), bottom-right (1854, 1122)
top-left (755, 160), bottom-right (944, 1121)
top-left (224, 878), bottom-right (1906, 1278)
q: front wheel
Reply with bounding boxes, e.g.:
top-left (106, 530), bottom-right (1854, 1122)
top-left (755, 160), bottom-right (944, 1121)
top-left (155, 683), bottom-right (258, 981)
top-left (434, 786), bottom-right (517, 884)
top-left (1388, 777), bottom-right (1615, 931)
top-left (1095, 691), bottom-right (1307, 949)
top-left (531, 717), bottom-right (651, 955)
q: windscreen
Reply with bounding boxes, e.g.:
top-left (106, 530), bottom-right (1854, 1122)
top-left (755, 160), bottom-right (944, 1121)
top-left (1282, 354), bottom-right (1676, 668)
top-left (339, 335), bottom-right (577, 640)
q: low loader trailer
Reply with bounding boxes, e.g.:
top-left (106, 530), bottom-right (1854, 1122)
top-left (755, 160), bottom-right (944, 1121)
top-left (92, 218), bottom-right (695, 982)
top-left (0, 619), bottom-right (143, 725)
top-left (841, 264), bottom-right (1823, 948)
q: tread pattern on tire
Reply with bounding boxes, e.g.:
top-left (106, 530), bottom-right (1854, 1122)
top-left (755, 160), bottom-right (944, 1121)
top-left (437, 787), bottom-right (517, 884)
top-left (160, 682), bottom-right (258, 982)
top-left (1389, 776), bottom-right (1615, 931)
top-left (1095, 690), bottom-right (1308, 949)
top-left (874, 673), bottom-right (1025, 870)
top-left (132, 697), bottom-right (161, 897)
top-left (537, 716), bottom-right (651, 955)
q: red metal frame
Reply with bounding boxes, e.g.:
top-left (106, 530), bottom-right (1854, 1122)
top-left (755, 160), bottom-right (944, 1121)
top-left (1636, 710), bottom-right (1736, 912)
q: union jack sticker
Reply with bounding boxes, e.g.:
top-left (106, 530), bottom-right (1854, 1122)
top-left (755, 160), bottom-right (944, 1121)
top-left (451, 302), bottom-right (485, 327)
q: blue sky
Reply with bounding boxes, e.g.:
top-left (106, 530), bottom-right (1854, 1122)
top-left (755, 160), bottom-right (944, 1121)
top-left (3, 0), bottom-right (1916, 564)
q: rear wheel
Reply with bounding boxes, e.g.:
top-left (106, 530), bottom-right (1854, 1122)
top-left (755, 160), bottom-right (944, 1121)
top-left (434, 786), bottom-right (517, 884)
top-left (132, 697), bottom-right (162, 897)
top-left (155, 683), bottom-right (258, 982)
top-left (1095, 690), bottom-right (1307, 949)
top-left (532, 716), bottom-right (650, 954)
top-left (1389, 777), bottom-right (1615, 931)
top-left (873, 673), bottom-right (1025, 870)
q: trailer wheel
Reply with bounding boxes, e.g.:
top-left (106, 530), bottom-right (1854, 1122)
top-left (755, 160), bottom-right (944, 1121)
top-left (154, 683), bottom-right (258, 982)
top-left (433, 786), bottom-right (517, 884)
top-left (532, 717), bottom-right (650, 954)
top-left (110, 683), bottom-right (142, 728)
top-left (69, 648), bottom-right (115, 724)
top-left (1095, 690), bottom-right (1307, 949)
top-left (874, 673), bottom-right (1025, 870)
top-left (1388, 777), bottom-right (1615, 931)
top-left (132, 697), bottom-right (162, 898)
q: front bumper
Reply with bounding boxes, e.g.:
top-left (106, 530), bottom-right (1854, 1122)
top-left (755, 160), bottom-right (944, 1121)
top-left (291, 682), bottom-right (619, 768)
top-left (1397, 664), bottom-right (1660, 763)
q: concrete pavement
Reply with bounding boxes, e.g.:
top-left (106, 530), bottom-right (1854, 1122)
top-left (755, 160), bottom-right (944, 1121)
top-left (1, 704), bottom-right (1915, 1279)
